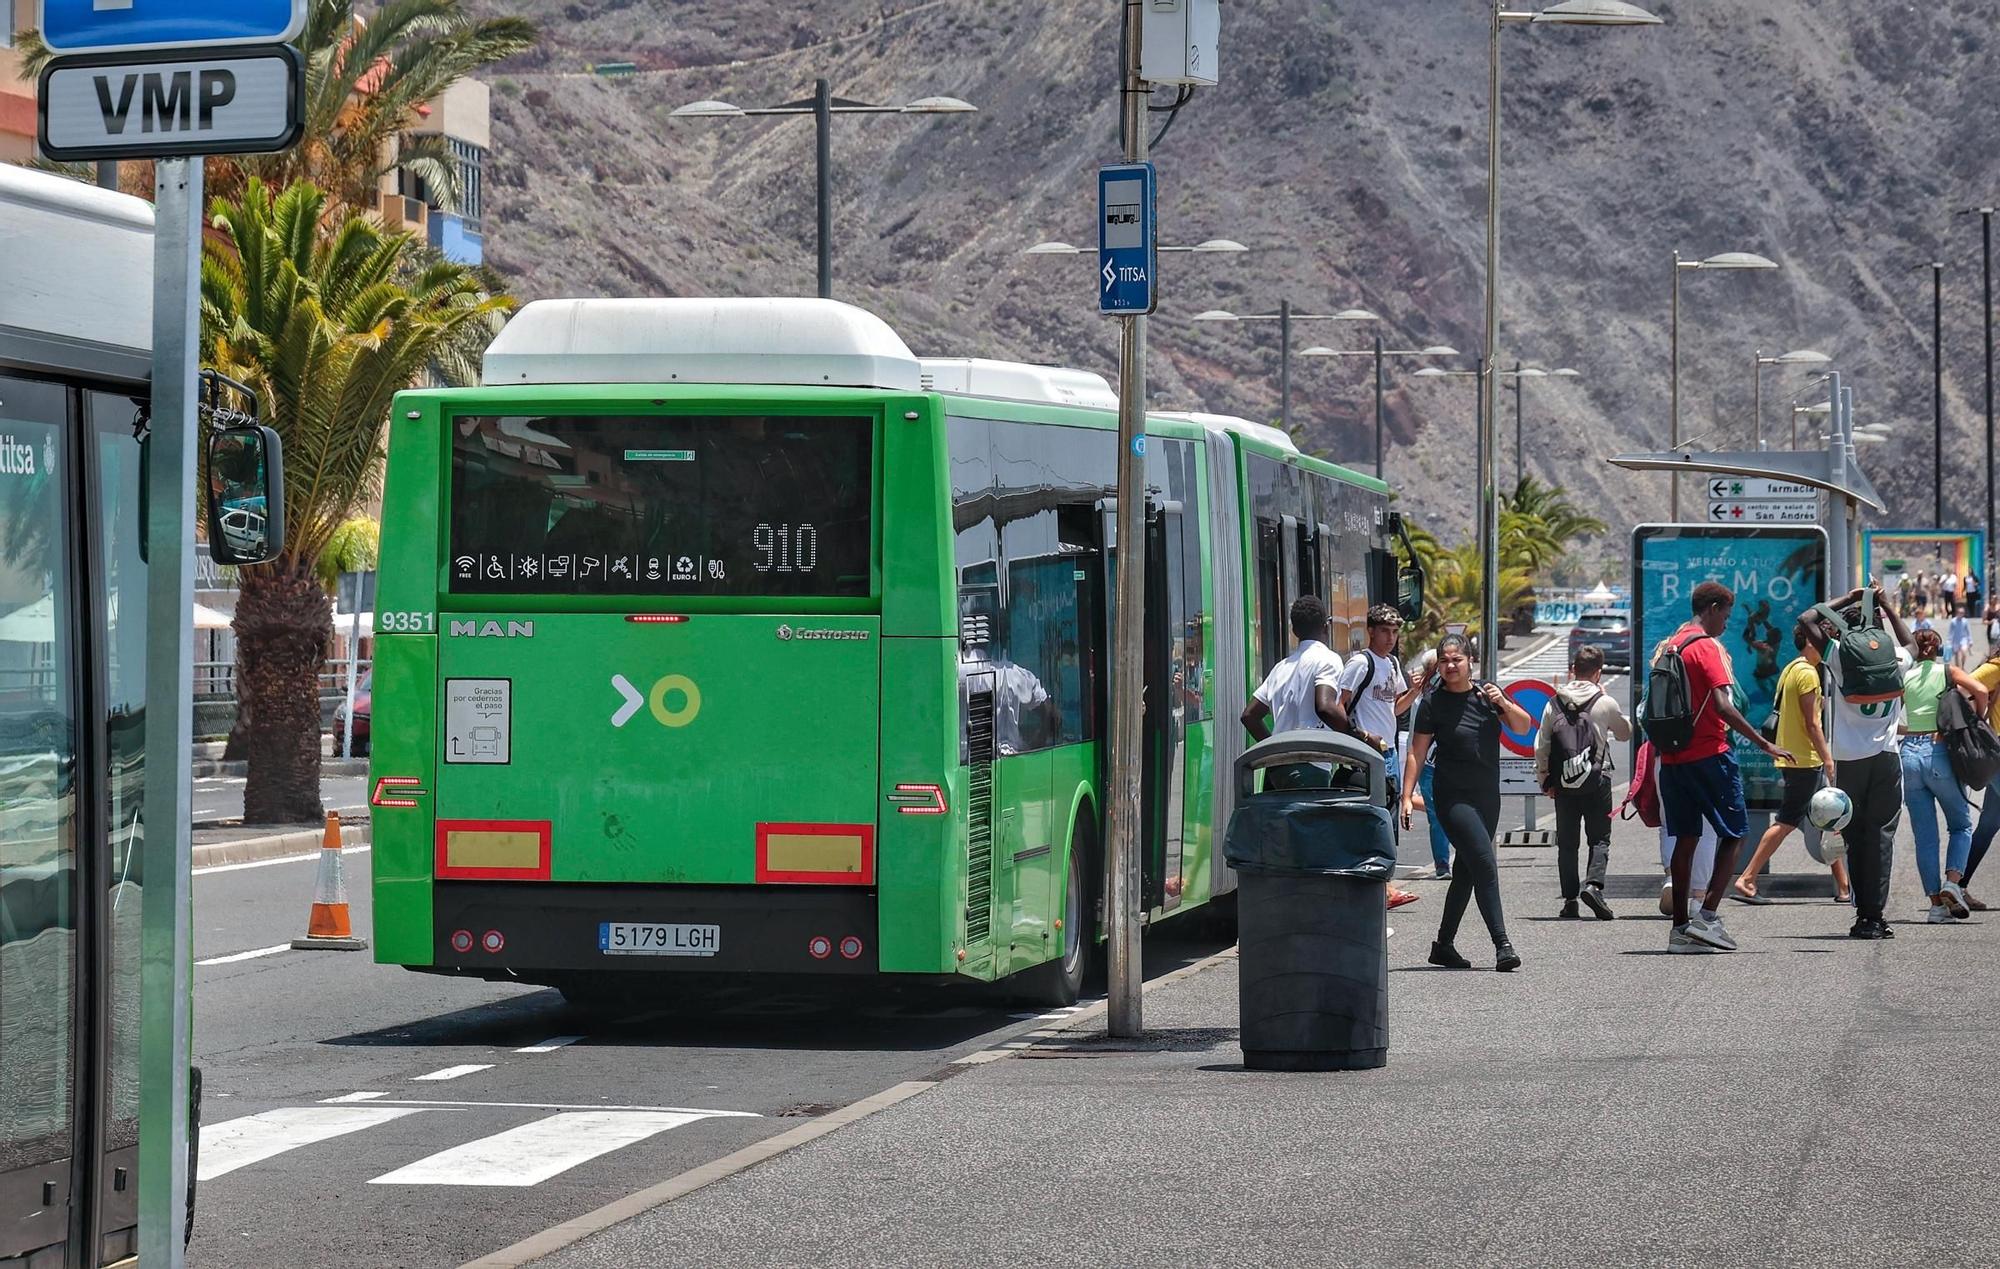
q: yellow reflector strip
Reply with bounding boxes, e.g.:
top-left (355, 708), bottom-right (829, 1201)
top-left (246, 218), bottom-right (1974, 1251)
top-left (764, 832), bottom-right (866, 876)
top-left (445, 830), bottom-right (544, 872)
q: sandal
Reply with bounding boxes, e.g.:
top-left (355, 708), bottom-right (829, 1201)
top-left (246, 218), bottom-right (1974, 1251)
top-left (1387, 889), bottom-right (1421, 910)
top-left (1729, 884), bottom-right (1773, 906)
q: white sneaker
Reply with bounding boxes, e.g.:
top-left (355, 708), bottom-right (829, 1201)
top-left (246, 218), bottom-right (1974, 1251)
top-left (1685, 913), bottom-right (1738, 952)
top-left (1659, 879), bottom-right (1675, 917)
top-left (1940, 882), bottom-right (1971, 919)
top-left (1928, 904), bottom-right (1958, 924)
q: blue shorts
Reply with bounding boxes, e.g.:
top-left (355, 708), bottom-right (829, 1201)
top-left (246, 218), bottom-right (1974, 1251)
top-left (1659, 750), bottom-right (1749, 842)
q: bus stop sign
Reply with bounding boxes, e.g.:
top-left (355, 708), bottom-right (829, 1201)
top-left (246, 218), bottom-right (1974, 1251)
top-left (1099, 162), bottom-right (1156, 316)
top-left (39, 0), bottom-right (306, 54)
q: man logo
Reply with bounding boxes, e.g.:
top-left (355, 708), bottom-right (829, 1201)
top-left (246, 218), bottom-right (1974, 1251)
top-left (449, 620), bottom-right (534, 638)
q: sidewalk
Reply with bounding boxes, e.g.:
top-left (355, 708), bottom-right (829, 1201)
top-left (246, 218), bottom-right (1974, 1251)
top-left (531, 813), bottom-right (1999, 1268)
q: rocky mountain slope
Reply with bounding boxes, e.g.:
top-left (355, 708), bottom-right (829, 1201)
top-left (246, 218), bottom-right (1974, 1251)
top-left (465, 0), bottom-right (2000, 554)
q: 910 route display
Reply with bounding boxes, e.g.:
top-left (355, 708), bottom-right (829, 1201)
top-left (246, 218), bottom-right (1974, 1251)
top-left (448, 414), bottom-right (872, 598)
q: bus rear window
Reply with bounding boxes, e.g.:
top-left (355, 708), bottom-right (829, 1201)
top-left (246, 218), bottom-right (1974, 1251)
top-left (449, 414), bottom-right (872, 597)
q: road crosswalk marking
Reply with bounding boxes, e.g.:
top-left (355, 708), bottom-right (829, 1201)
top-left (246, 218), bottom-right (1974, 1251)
top-left (412, 1064), bottom-right (494, 1081)
top-left (196, 1106), bottom-right (424, 1180)
top-left (367, 1110), bottom-right (709, 1187)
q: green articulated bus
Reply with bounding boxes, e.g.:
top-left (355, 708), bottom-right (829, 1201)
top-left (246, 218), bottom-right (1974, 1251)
top-left (369, 298), bottom-right (1417, 1006)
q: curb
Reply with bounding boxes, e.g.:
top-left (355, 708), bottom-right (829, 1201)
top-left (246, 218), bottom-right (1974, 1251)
top-left (191, 819), bottom-right (372, 870)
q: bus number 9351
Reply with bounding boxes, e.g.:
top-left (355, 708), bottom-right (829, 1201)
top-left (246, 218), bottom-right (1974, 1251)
top-left (379, 610), bottom-right (437, 633)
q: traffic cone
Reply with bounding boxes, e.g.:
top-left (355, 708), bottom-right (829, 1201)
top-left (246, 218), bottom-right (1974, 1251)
top-left (291, 813), bottom-right (368, 951)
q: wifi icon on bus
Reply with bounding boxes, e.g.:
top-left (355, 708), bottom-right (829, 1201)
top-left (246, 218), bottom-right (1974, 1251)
top-left (454, 555), bottom-right (477, 578)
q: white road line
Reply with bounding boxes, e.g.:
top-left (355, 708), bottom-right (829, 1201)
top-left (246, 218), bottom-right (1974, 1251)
top-left (412, 1064), bottom-right (494, 1082)
top-left (193, 845), bottom-right (372, 877)
top-left (368, 1111), bottom-right (708, 1187)
top-left (196, 1106), bottom-right (423, 1181)
top-left (341, 1098), bottom-right (758, 1116)
top-left (323, 1092), bottom-right (389, 1103)
top-left (196, 943), bottom-right (291, 966)
top-left (514, 1035), bottom-right (585, 1053)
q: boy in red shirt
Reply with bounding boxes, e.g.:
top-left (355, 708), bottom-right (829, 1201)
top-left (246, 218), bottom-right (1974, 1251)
top-left (1658, 582), bottom-right (1793, 952)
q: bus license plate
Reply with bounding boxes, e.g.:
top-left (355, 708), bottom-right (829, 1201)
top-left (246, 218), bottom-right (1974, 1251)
top-left (598, 922), bottom-right (721, 957)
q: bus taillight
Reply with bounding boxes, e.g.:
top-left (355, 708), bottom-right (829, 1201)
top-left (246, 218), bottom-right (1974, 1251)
top-left (625, 614), bottom-right (689, 624)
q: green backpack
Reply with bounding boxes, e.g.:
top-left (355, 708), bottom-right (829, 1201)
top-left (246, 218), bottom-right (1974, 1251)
top-left (1812, 593), bottom-right (1903, 705)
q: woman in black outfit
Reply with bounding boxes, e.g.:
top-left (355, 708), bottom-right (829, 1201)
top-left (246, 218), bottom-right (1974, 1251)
top-left (1399, 634), bottom-right (1535, 971)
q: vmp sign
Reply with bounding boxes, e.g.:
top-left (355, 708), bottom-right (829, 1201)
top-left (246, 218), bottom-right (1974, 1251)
top-left (39, 44), bottom-right (304, 162)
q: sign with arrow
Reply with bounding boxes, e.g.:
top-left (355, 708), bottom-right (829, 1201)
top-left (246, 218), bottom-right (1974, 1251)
top-left (1707, 477), bottom-right (1817, 502)
top-left (1710, 500), bottom-right (1818, 525)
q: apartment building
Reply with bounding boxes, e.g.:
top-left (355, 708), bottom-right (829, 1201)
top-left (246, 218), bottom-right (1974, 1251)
top-left (381, 77), bottom-right (491, 267)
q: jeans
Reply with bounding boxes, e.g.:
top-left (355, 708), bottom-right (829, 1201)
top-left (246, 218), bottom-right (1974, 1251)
top-left (1418, 761), bottom-right (1451, 873)
top-left (1554, 780), bottom-right (1613, 900)
top-left (1435, 792), bottom-right (1509, 948)
top-left (1836, 750), bottom-right (1904, 922)
top-left (1902, 735), bottom-right (1972, 896)
top-left (1968, 788), bottom-right (2000, 888)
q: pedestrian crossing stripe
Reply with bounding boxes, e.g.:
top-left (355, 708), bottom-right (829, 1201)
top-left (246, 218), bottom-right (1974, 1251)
top-left (198, 1100), bottom-right (758, 1187)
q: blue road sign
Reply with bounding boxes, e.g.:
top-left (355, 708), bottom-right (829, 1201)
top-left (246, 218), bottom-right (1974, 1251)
top-left (1099, 162), bottom-right (1156, 317)
top-left (40, 0), bottom-right (307, 55)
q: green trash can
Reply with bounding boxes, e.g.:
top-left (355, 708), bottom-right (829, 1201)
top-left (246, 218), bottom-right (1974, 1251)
top-left (1226, 731), bottom-right (1394, 1072)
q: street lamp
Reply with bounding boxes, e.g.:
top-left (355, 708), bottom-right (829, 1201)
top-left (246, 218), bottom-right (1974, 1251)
top-left (1751, 348), bottom-right (1830, 449)
top-left (1192, 305), bottom-right (1380, 431)
top-left (1298, 341), bottom-right (1458, 478)
top-left (1670, 249), bottom-right (1779, 515)
top-left (1503, 364), bottom-right (1583, 487)
top-left (672, 81), bottom-right (976, 299)
top-left (1025, 239), bottom-right (1250, 255)
top-left (1790, 399), bottom-right (1831, 450)
top-left (1484, 0), bottom-right (1662, 678)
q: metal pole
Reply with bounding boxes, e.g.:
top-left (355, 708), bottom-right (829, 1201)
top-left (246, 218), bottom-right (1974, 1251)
top-left (1752, 349), bottom-right (1762, 451)
top-left (1480, 2), bottom-right (1503, 683)
top-left (1373, 331), bottom-right (1385, 479)
top-left (814, 78), bottom-right (833, 300)
top-left (1513, 359), bottom-right (1523, 490)
top-left (1106, 0), bottom-right (1148, 1040)
top-left (1842, 384), bottom-right (1858, 587)
top-left (1935, 261), bottom-right (1945, 526)
top-left (1278, 298), bottom-right (1291, 431)
top-left (96, 159), bottom-right (119, 190)
top-left (138, 154), bottom-right (201, 1269)
top-left (342, 604), bottom-right (362, 759)
top-left (1984, 210), bottom-right (1994, 586)
top-left (1670, 250), bottom-right (1682, 521)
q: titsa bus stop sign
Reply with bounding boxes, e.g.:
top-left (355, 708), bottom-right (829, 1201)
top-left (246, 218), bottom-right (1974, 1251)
top-left (36, 0), bottom-right (305, 162)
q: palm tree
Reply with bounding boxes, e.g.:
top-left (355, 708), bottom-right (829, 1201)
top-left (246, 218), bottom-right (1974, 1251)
top-left (16, 0), bottom-right (535, 215)
top-left (203, 179), bottom-right (512, 823)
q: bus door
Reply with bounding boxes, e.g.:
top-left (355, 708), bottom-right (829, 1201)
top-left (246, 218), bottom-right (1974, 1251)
top-left (0, 378), bottom-right (149, 1268)
top-left (1140, 501), bottom-right (1188, 913)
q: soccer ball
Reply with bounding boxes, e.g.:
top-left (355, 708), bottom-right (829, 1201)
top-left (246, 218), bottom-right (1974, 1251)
top-left (1808, 786), bottom-right (1854, 833)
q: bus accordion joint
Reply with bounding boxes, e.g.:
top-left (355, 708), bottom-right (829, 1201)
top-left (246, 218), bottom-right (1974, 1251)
top-left (371, 776), bottom-right (429, 809)
top-left (888, 783), bottom-right (948, 816)
top-left (625, 614), bottom-right (690, 624)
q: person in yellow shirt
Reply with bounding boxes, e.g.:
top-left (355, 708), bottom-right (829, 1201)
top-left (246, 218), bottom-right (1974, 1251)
top-left (1730, 630), bottom-right (1852, 904)
top-left (1959, 649), bottom-right (2000, 910)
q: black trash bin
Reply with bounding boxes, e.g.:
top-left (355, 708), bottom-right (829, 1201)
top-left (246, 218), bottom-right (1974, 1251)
top-left (1225, 730), bottom-right (1394, 1072)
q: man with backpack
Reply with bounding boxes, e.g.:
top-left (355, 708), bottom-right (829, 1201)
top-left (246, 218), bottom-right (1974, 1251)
top-left (1535, 644), bottom-right (1631, 919)
top-left (1795, 585), bottom-right (1916, 939)
top-left (1645, 581), bottom-right (1795, 953)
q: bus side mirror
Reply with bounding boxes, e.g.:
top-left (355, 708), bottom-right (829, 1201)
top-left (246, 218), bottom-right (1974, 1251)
top-left (1398, 566), bottom-right (1426, 624)
top-left (206, 426), bottom-right (285, 565)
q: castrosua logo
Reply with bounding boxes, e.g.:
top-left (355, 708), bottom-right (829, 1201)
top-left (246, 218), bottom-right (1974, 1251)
top-left (776, 624), bottom-right (868, 642)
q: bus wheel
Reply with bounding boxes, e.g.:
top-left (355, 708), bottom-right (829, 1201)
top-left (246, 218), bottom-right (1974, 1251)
top-left (1014, 836), bottom-right (1090, 1008)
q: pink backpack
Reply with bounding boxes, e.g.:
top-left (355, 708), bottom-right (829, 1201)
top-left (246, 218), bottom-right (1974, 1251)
top-left (1618, 740), bottom-right (1662, 829)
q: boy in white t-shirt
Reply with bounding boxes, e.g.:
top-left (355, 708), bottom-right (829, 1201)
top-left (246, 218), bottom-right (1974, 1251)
top-left (1240, 594), bottom-right (1345, 789)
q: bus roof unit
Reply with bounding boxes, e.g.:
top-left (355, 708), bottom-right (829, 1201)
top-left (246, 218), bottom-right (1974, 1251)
top-left (918, 358), bottom-right (1119, 410)
top-left (0, 165), bottom-right (153, 360)
top-left (1155, 410), bottom-right (1299, 454)
top-left (481, 297), bottom-right (924, 391)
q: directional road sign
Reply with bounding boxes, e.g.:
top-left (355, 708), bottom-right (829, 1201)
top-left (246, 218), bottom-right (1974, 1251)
top-left (1098, 162), bottom-right (1157, 316)
top-left (39, 44), bottom-right (304, 162)
top-left (1709, 499), bottom-right (1819, 525)
top-left (39, 0), bottom-right (306, 55)
top-left (1706, 476), bottom-right (1818, 502)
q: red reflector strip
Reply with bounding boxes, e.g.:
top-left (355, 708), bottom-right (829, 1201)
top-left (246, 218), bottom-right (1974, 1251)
top-left (371, 777), bottom-right (429, 809)
top-left (625, 614), bottom-right (690, 624)
top-left (434, 820), bottom-right (553, 881)
top-left (755, 823), bottom-right (876, 886)
top-left (888, 784), bottom-right (948, 816)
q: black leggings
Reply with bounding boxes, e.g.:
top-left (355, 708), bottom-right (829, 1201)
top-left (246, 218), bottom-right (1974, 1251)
top-left (1435, 793), bottom-right (1509, 948)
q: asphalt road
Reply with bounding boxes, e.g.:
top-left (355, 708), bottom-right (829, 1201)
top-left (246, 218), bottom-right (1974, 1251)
top-left (192, 773), bottom-right (370, 824)
top-left (187, 849), bottom-right (1226, 1268)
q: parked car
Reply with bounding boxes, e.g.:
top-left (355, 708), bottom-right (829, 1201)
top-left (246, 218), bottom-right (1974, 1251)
top-left (332, 672), bottom-right (371, 757)
top-left (1568, 609), bottom-right (1631, 671)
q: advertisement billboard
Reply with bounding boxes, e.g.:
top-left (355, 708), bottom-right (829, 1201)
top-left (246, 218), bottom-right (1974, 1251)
top-left (1632, 526), bottom-right (1828, 811)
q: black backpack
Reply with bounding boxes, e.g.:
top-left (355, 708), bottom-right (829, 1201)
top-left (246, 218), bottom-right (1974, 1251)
top-left (1940, 688), bottom-right (2000, 792)
top-left (1643, 633), bottom-right (1710, 755)
top-left (1545, 691), bottom-right (1608, 796)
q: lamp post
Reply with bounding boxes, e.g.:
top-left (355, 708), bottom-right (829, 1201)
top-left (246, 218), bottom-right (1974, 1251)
top-left (1751, 348), bottom-right (1830, 450)
top-left (1669, 250), bottom-right (1779, 516)
top-left (1484, 0), bottom-right (1662, 680)
top-left (1790, 398), bottom-right (1831, 451)
top-left (1192, 305), bottom-right (1380, 431)
top-left (1297, 341), bottom-right (1458, 478)
top-left (1506, 364), bottom-right (1582, 487)
top-left (1963, 208), bottom-right (1998, 586)
top-left (672, 82), bottom-right (976, 299)
top-left (1932, 261), bottom-right (1945, 526)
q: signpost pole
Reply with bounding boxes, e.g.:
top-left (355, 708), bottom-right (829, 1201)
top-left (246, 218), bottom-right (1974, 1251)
top-left (1106, 0), bottom-right (1149, 1039)
top-left (342, 580), bottom-right (362, 760)
top-left (137, 153), bottom-right (202, 1269)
